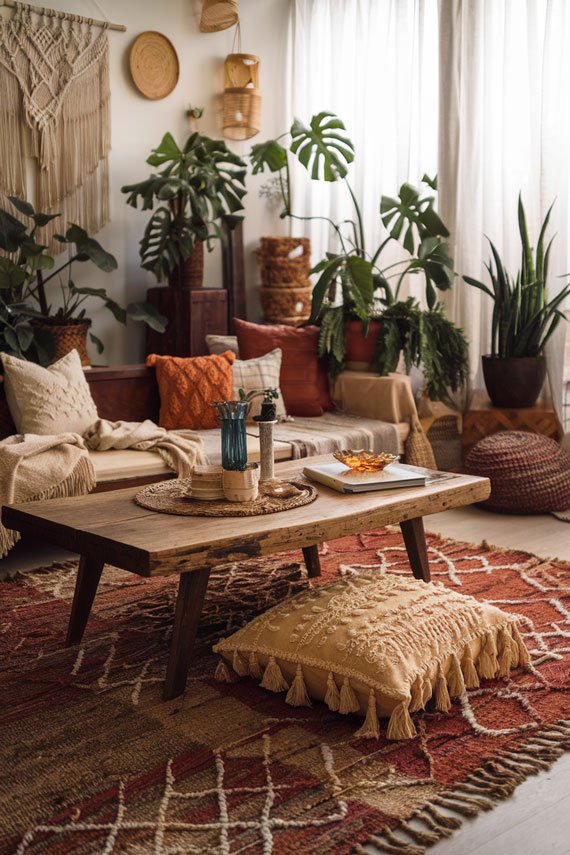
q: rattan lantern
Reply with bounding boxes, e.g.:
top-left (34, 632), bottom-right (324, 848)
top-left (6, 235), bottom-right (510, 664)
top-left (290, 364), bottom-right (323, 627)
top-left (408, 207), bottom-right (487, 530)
top-left (200, 0), bottom-right (239, 32)
top-left (222, 53), bottom-right (261, 140)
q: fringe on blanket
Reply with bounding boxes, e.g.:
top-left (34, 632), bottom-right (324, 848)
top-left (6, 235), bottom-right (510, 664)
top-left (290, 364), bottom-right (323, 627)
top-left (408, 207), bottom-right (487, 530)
top-left (0, 455), bottom-right (96, 558)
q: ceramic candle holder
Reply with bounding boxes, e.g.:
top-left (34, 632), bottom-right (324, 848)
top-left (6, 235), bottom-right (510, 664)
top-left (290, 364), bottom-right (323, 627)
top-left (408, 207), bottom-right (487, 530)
top-left (222, 463), bottom-right (259, 502)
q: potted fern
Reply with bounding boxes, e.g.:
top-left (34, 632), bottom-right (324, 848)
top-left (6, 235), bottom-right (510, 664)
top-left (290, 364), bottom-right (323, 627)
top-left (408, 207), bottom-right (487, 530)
top-left (464, 196), bottom-right (570, 407)
top-left (251, 113), bottom-right (468, 402)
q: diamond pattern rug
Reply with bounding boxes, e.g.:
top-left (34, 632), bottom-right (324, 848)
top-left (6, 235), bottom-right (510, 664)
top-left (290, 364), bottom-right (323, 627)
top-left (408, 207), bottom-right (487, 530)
top-left (0, 527), bottom-right (568, 854)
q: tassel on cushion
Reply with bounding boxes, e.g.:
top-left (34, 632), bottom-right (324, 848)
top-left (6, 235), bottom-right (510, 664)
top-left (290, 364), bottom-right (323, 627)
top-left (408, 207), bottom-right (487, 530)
top-left (387, 701), bottom-right (417, 740)
top-left (511, 622), bottom-right (531, 667)
top-left (447, 654), bottom-right (465, 698)
top-left (248, 651), bottom-right (262, 679)
top-left (232, 649), bottom-right (249, 677)
top-left (409, 675), bottom-right (424, 712)
top-left (435, 665), bottom-right (451, 713)
top-left (476, 631), bottom-right (498, 680)
top-left (285, 664), bottom-right (312, 707)
top-left (354, 688), bottom-right (380, 739)
top-left (215, 659), bottom-right (236, 683)
top-left (461, 646), bottom-right (480, 689)
top-left (421, 673), bottom-right (433, 707)
top-left (324, 672), bottom-right (340, 712)
top-left (260, 656), bottom-right (289, 692)
top-left (498, 628), bottom-right (513, 678)
top-left (339, 677), bottom-right (360, 714)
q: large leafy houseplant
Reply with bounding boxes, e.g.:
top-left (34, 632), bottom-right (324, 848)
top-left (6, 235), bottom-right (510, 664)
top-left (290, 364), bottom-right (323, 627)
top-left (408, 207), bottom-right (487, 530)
top-left (251, 113), bottom-right (468, 401)
top-left (121, 132), bottom-right (247, 285)
top-left (0, 197), bottom-right (166, 364)
top-left (464, 196), bottom-right (570, 407)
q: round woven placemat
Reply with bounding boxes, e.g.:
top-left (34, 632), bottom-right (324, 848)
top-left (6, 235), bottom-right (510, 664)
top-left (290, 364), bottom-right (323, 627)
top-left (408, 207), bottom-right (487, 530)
top-left (134, 479), bottom-right (318, 517)
top-left (129, 31), bottom-right (179, 100)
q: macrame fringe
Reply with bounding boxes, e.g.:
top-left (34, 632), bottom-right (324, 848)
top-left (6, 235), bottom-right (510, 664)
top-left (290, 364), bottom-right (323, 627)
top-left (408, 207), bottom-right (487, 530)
top-left (409, 676), bottom-right (424, 713)
top-left (232, 649), bottom-right (249, 677)
top-left (0, 454), bottom-right (96, 558)
top-left (447, 654), bottom-right (465, 698)
top-left (324, 671), bottom-right (340, 712)
top-left (511, 622), bottom-right (531, 667)
top-left (476, 630), bottom-right (499, 679)
top-left (461, 647), bottom-right (480, 689)
top-left (214, 659), bottom-right (236, 683)
top-left (285, 664), bottom-right (312, 707)
top-left (354, 688), bottom-right (381, 739)
top-left (498, 628), bottom-right (513, 678)
top-left (359, 718), bottom-right (570, 854)
top-left (387, 701), bottom-right (417, 740)
top-left (339, 677), bottom-right (360, 714)
top-left (434, 666), bottom-right (451, 713)
top-left (248, 651), bottom-right (262, 679)
top-left (260, 656), bottom-right (289, 692)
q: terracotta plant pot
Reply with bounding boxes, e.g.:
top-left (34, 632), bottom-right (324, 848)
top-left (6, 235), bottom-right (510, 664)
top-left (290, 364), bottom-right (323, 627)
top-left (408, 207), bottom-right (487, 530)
top-left (168, 241), bottom-right (204, 289)
top-left (482, 355), bottom-right (547, 408)
top-left (35, 319), bottom-right (91, 366)
top-left (344, 319), bottom-right (381, 368)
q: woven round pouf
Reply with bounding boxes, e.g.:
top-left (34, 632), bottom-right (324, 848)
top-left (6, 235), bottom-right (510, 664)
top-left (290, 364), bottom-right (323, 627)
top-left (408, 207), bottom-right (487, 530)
top-left (465, 431), bottom-right (570, 514)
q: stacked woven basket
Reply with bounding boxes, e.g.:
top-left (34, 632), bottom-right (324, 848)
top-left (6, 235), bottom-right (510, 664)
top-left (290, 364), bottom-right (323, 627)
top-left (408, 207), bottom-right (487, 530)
top-left (258, 237), bottom-right (312, 326)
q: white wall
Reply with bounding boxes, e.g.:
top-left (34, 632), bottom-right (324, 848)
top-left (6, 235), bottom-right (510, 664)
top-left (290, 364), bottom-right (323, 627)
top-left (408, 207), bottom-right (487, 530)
top-left (7, 0), bottom-right (291, 363)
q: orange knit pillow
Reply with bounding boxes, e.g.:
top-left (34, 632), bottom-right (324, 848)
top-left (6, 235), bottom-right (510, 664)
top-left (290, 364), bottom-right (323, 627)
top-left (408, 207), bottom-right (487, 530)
top-left (146, 352), bottom-right (236, 430)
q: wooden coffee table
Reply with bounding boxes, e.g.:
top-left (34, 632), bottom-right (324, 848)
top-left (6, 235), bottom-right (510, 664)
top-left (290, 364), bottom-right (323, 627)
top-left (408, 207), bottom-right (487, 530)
top-left (2, 456), bottom-right (489, 701)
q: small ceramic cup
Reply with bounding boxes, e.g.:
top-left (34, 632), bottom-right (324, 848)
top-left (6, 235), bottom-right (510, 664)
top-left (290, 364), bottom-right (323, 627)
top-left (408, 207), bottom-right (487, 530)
top-left (222, 464), bottom-right (260, 502)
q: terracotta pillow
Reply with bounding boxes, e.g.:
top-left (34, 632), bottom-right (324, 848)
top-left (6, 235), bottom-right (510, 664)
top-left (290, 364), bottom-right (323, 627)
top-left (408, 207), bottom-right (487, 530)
top-left (214, 570), bottom-right (530, 740)
top-left (234, 319), bottom-right (333, 416)
top-left (146, 351), bottom-right (236, 430)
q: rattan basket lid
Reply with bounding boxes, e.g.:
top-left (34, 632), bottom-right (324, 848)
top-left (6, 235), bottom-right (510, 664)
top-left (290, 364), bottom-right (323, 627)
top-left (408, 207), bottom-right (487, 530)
top-left (129, 31), bottom-right (179, 100)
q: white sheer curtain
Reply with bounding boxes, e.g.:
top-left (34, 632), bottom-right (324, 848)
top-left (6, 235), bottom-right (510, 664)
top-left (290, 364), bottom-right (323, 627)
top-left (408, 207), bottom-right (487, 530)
top-left (438, 0), bottom-right (570, 424)
top-left (286, 0), bottom-right (439, 301)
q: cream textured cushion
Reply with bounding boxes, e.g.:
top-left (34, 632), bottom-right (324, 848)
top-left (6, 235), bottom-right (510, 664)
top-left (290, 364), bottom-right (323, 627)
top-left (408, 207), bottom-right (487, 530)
top-left (206, 334), bottom-right (239, 356)
top-left (1, 349), bottom-right (98, 436)
top-left (232, 348), bottom-right (287, 419)
top-left (214, 570), bottom-right (530, 740)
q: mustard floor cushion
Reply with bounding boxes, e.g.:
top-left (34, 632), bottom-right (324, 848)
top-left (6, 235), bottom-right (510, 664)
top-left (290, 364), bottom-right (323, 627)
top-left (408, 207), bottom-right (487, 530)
top-left (213, 571), bottom-right (530, 740)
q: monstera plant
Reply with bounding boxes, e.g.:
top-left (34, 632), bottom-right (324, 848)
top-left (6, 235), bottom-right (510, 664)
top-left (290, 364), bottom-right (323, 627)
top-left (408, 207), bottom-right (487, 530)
top-left (122, 131), bottom-right (247, 287)
top-left (0, 197), bottom-right (166, 365)
top-left (251, 113), bottom-right (468, 402)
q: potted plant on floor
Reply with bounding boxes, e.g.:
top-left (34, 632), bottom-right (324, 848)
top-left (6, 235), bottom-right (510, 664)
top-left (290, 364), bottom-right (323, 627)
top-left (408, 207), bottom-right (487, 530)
top-left (0, 197), bottom-right (166, 365)
top-left (250, 113), bottom-right (468, 402)
top-left (464, 196), bottom-right (570, 407)
top-left (122, 131), bottom-right (247, 288)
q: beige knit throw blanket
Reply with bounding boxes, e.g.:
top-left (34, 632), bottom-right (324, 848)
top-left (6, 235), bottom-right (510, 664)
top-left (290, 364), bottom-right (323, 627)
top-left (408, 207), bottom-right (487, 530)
top-left (0, 4), bottom-right (110, 246)
top-left (0, 433), bottom-right (95, 558)
top-left (84, 419), bottom-right (205, 478)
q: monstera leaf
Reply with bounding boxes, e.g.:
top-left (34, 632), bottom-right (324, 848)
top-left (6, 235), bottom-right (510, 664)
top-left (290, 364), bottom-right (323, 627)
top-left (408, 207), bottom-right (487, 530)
top-left (289, 112), bottom-right (354, 181)
top-left (381, 180), bottom-right (449, 254)
top-left (250, 139), bottom-right (288, 175)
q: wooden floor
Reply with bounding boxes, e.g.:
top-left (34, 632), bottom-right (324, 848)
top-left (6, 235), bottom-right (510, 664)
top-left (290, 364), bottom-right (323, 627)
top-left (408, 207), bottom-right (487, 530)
top-left (2, 507), bottom-right (569, 854)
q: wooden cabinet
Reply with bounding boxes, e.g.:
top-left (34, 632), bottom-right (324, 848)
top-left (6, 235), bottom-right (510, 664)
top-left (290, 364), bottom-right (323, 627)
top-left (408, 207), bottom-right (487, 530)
top-left (462, 390), bottom-right (562, 460)
top-left (145, 287), bottom-right (228, 357)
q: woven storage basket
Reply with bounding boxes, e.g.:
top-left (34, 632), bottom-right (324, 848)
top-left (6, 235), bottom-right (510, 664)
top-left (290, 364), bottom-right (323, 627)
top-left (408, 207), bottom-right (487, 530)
top-left (222, 88), bottom-right (261, 140)
top-left (260, 284), bottom-right (313, 324)
top-left (465, 430), bottom-right (570, 514)
top-left (200, 0), bottom-right (239, 32)
top-left (259, 256), bottom-right (311, 286)
top-left (426, 414), bottom-right (462, 472)
top-left (405, 415), bottom-right (437, 469)
top-left (35, 320), bottom-right (91, 366)
top-left (260, 236), bottom-right (311, 257)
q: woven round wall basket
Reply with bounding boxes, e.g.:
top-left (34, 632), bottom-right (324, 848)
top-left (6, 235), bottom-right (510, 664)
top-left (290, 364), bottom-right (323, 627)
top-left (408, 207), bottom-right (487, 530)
top-left (129, 32), bottom-right (179, 100)
top-left (200, 0), bottom-right (239, 32)
top-left (465, 430), bottom-right (570, 514)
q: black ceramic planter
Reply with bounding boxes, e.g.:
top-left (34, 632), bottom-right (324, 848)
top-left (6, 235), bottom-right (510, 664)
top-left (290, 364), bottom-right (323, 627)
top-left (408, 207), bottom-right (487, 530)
top-left (482, 355), bottom-right (547, 408)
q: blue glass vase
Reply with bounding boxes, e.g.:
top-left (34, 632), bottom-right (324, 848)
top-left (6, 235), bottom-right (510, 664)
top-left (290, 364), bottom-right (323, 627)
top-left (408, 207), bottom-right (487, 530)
top-left (215, 400), bottom-right (249, 470)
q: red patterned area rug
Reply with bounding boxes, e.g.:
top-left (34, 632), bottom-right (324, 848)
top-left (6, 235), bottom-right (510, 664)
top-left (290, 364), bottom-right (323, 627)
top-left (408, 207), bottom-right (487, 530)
top-left (0, 527), bottom-right (569, 855)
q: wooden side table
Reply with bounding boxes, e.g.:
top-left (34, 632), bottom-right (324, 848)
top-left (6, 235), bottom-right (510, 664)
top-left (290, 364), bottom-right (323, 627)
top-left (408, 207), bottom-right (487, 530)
top-left (462, 391), bottom-right (562, 460)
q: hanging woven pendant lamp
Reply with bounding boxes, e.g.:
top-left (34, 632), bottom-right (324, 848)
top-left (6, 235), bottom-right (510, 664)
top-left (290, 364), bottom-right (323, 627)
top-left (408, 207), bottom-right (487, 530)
top-left (222, 53), bottom-right (261, 140)
top-left (200, 0), bottom-right (239, 32)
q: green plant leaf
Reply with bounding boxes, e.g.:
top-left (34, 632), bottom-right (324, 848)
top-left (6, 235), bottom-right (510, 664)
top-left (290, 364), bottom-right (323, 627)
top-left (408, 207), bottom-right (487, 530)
top-left (0, 257), bottom-right (26, 289)
top-left (250, 140), bottom-right (288, 174)
top-left (147, 132), bottom-right (182, 166)
top-left (8, 196), bottom-right (35, 217)
top-left (0, 209), bottom-right (27, 252)
top-left (126, 301), bottom-right (168, 332)
top-left (289, 112), bottom-right (354, 181)
top-left (89, 332), bottom-right (105, 354)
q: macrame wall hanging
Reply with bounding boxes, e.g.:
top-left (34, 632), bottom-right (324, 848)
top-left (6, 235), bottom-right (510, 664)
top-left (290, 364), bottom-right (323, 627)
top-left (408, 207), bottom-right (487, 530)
top-left (0, 1), bottom-right (124, 248)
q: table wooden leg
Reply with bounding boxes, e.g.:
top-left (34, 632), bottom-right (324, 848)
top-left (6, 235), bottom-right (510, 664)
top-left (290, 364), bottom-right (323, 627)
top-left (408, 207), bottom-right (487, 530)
top-left (302, 545), bottom-right (321, 578)
top-left (163, 567), bottom-right (211, 701)
top-left (65, 555), bottom-right (105, 646)
top-left (400, 517), bottom-right (431, 582)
